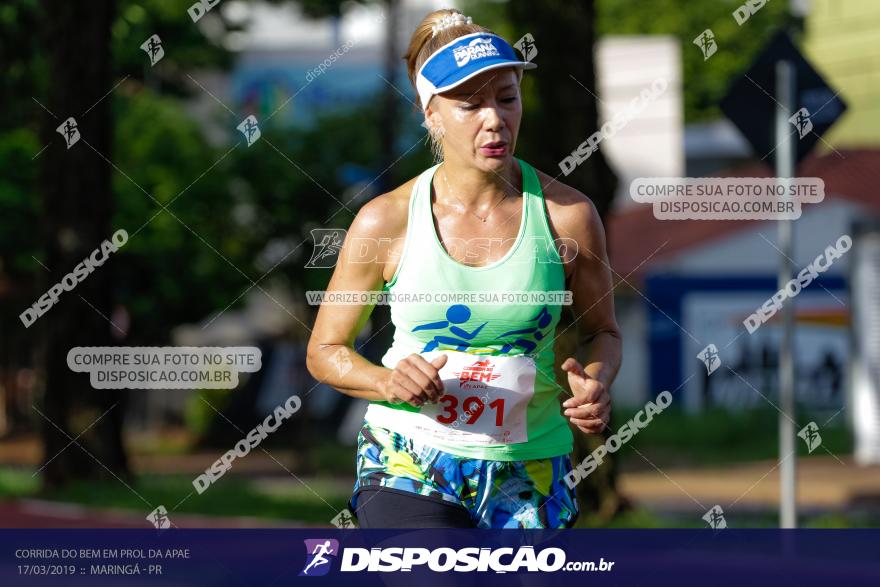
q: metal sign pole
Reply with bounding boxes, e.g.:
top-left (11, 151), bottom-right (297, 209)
top-left (775, 59), bottom-right (797, 529)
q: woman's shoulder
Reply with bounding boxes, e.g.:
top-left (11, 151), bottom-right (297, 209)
top-left (528, 164), bottom-right (602, 242)
top-left (350, 173), bottom-right (422, 239)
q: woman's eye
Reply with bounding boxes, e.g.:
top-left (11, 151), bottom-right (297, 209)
top-left (459, 96), bottom-right (516, 110)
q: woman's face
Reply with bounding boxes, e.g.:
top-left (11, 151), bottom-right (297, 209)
top-left (427, 67), bottom-right (522, 171)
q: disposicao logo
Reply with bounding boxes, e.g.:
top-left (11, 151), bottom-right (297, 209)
top-left (300, 539), bottom-right (339, 577)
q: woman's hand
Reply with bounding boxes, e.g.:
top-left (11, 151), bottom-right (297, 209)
top-left (377, 353), bottom-right (448, 408)
top-left (560, 357), bottom-right (611, 435)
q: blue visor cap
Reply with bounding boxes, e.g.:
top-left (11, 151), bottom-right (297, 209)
top-left (415, 32), bottom-right (537, 110)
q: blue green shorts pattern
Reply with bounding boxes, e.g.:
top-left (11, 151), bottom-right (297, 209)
top-left (348, 421), bottom-right (579, 529)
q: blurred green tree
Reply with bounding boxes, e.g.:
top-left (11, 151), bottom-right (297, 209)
top-left (596, 0), bottom-right (791, 122)
top-left (0, 0), bottom-right (395, 489)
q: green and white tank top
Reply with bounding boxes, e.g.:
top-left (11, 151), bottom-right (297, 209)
top-left (365, 157), bottom-right (573, 461)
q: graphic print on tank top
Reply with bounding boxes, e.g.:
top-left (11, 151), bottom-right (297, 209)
top-left (413, 303), bottom-right (554, 355)
top-left (365, 158), bottom-right (574, 459)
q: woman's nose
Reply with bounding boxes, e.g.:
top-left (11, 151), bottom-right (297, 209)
top-left (481, 104), bottom-right (504, 131)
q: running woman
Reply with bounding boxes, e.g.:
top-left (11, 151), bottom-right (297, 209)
top-left (306, 8), bottom-right (622, 529)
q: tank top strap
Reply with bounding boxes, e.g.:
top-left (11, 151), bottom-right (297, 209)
top-left (517, 158), bottom-right (559, 263)
top-left (414, 162), bottom-right (443, 234)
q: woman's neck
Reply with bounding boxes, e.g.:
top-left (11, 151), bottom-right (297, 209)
top-left (438, 157), bottom-right (521, 206)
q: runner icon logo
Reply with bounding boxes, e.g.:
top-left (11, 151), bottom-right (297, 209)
top-left (300, 539), bottom-right (339, 577)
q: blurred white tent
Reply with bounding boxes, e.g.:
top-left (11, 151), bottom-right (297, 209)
top-left (127, 284), bottom-right (312, 429)
top-left (172, 284), bottom-right (310, 347)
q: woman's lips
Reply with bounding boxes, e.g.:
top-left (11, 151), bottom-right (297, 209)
top-left (480, 143), bottom-right (508, 156)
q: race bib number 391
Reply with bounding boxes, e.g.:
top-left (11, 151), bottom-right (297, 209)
top-left (412, 350), bottom-right (536, 445)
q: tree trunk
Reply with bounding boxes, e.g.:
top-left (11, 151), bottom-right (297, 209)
top-left (38, 0), bottom-right (129, 488)
top-left (506, 0), bottom-right (618, 218)
top-left (377, 0), bottom-right (400, 193)
top-left (507, 0), bottom-right (624, 525)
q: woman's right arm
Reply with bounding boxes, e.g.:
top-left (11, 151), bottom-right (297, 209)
top-left (305, 195), bottom-right (446, 407)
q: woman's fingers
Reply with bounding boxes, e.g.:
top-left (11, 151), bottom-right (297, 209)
top-left (389, 369), bottom-right (425, 407)
top-left (570, 417), bottom-right (607, 433)
top-left (387, 354), bottom-right (449, 407)
top-left (563, 392), bottom-right (610, 419)
top-left (568, 400), bottom-right (611, 433)
top-left (407, 354), bottom-right (445, 399)
top-left (561, 357), bottom-right (586, 379)
top-left (398, 361), bottom-right (437, 402)
top-left (563, 403), bottom-right (603, 420)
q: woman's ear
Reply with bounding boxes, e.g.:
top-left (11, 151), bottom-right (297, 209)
top-left (423, 105), bottom-right (446, 164)
top-left (423, 108), bottom-right (444, 138)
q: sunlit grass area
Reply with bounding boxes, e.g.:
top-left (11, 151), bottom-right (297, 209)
top-left (610, 405), bottom-right (853, 468)
top-left (0, 468), bottom-right (350, 524)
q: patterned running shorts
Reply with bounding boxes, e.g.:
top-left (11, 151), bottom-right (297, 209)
top-left (348, 421), bottom-right (580, 529)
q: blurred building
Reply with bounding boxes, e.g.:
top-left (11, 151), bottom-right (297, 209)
top-left (188, 0), bottom-right (448, 135)
top-left (804, 0), bottom-right (880, 147)
top-left (607, 150), bottom-right (880, 412)
top-left (595, 36), bottom-right (684, 213)
top-left (606, 1), bottom-right (880, 442)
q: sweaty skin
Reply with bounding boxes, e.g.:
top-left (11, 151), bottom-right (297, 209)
top-left (306, 67), bottom-right (621, 435)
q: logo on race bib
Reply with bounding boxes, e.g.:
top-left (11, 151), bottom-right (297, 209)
top-left (454, 358), bottom-right (501, 387)
top-left (453, 37), bottom-right (500, 67)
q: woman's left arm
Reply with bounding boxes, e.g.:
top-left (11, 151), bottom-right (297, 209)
top-left (549, 188), bottom-right (622, 435)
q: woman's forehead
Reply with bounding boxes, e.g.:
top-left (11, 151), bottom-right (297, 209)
top-left (444, 68), bottom-right (520, 98)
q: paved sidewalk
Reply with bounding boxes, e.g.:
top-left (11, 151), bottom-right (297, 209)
top-left (619, 455), bottom-right (880, 515)
top-left (0, 500), bottom-right (326, 528)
